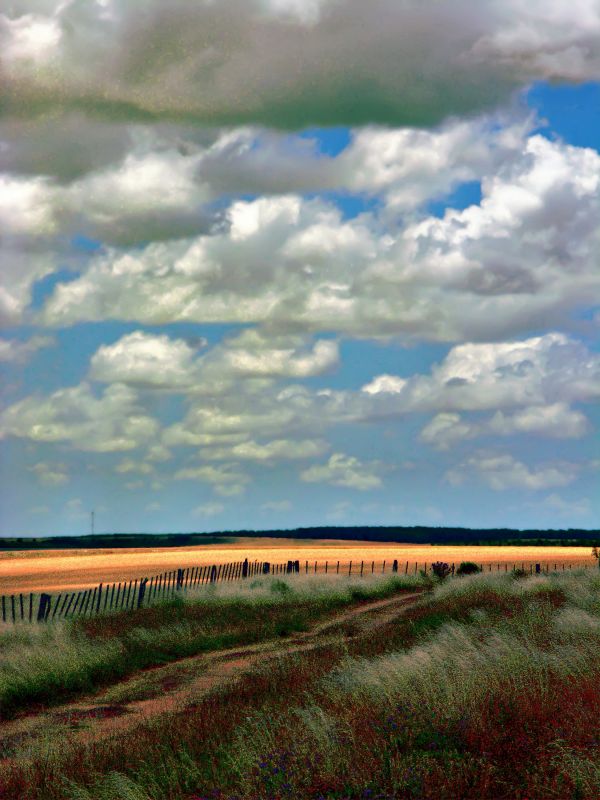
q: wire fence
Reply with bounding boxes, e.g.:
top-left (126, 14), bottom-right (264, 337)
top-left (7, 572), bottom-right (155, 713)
top-left (1, 556), bottom-right (597, 624)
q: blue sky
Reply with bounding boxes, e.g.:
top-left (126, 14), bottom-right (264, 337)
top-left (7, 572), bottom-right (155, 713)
top-left (1, 1), bottom-right (599, 536)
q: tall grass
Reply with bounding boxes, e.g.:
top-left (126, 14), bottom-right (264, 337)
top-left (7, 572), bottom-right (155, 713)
top-left (220, 571), bottom-right (600, 799)
top-left (0, 573), bottom-right (423, 719)
top-left (5, 571), bottom-right (599, 799)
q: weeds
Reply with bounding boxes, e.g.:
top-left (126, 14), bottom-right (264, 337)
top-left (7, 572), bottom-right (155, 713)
top-left (2, 571), bottom-right (599, 799)
top-left (0, 573), bottom-right (423, 718)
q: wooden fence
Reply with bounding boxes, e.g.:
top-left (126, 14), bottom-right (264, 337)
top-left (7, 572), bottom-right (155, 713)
top-left (1, 557), bottom-right (597, 624)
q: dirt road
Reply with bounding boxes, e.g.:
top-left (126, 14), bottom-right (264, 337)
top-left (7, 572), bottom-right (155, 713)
top-left (0, 591), bottom-right (422, 763)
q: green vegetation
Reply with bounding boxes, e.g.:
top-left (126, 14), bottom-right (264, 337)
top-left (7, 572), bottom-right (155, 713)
top-left (0, 573), bottom-right (423, 719)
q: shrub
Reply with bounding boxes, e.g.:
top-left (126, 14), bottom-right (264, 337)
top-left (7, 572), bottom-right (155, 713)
top-left (456, 561), bottom-right (481, 576)
top-left (431, 561), bottom-right (453, 580)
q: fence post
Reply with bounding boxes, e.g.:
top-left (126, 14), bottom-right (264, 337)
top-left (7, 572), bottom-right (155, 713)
top-left (242, 558), bottom-right (249, 578)
top-left (37, 593), bottom-right (51, 622)
top-left (137, 578), bottom-right (148, 608)
top-left (295, 560), bottom-right (300, 574)
top-left (177, 568), bottom-right (184, 590)
top-left (392, 559), bottom-right (398, 573)
top-left (210, 565), bottom-right (217, 583)
top-left (535, 563), bottom-right (541, 574)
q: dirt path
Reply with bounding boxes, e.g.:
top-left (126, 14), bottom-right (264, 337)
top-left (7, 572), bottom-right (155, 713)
top-left (0, 592), bottom-right (422, 761)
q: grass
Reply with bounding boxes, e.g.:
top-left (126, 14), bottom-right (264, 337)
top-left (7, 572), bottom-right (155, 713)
top-left (1, 570), bottom-right (599, 799)
top-left (0, 573), bottom-right (424, 719)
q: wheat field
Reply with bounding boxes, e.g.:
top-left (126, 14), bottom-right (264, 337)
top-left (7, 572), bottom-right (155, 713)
top-left (0, 537), bottom-right (595, 593)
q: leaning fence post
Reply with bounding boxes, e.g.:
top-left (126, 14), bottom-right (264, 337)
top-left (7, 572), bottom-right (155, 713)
top-left (137, 578), bottom-right (148, 608)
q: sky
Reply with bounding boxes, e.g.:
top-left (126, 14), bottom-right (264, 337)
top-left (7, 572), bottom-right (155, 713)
top-left (0, 0), bottom-right (599, 537)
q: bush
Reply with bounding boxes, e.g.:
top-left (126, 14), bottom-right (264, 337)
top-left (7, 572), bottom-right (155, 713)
top-left (512, 568), bottom-right (528, 579)
top-left (431, 561), bottom-right (453, 580)
top-left (456, 561), bottom-right (481, 576)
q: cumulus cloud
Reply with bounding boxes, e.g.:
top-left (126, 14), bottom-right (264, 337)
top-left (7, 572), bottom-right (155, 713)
top-left (2, 1), bottom-right (599, 129)
top-left (445, 451), bottom-right (580, 491)
top-left (174, 463), bottom-right (250, 496)
top-left (360, 333), bottom-right (600, 416)
top-left (29, 461), bottom-right (69, 486)
top-left (203, 438), bottom-right (328, 462)
top-left (301, 452), bottom-right (385, 490)
top-left (420, 403), bottom-right (590, 449)
top-left (89, 329), bottom-right (339, 394)
top-left (0, 382), bottom-right (158, 451)
top-left (192, 502), bottom-right (225, 517)
top-left (0, 335), bottom-right (54, 363)
top-left (261, 499), bottom-right (292, 512)
top-left (540, 493), bottom-right (591, 517)
top-left (37, 134), bottom-right (600, 343)
top-left (90, 332), bottom-right (202, 389)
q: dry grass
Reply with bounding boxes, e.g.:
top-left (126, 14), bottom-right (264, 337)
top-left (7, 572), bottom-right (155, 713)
top-left (0, 537), bottom-right (594, 593)
top-left (1, 569), bottom-right (599, 800)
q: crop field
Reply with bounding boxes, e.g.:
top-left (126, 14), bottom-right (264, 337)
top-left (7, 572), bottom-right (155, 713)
top-left (0, 567), bottom-right (599, 800)
top-left (0, 537), bottom-right (595, 593)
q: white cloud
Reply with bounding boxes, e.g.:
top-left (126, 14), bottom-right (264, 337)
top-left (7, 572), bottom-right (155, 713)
top-left (301, 452), bottom-right (385, 490)
top-left (90, 331), bottom-right (201, 389)
top-left (445, 452), bottom-right (580, 491)
top-left (192, 502), bottom-right (225, 518)
top-left (89, 329), bottom-right (338, 395)
top-left (360, 333), bottom-right (600, 416)
top-left (115, 458), bottom-right (154, 475)
top-left (261, 500), bottom-right (292, 512)
top-left (0, 382), bottom-right (159, 452)
top-left (204, 438), bottom-right (328, 462)
top-left (174, 463), bottom-right (250, 496)
top-left (65, 498), bottom-right (87, 518)
top-left (420, 403), bottom-right (590, 449)
top-left (541, 493), bottom-right (591, 517)
top-left (37, 135), bottom-right (600, 344)
top-left (362, 375), bottom-right (406, 395)
top-left (29, 461), bottom-right (69, 486)
top-left (0, 335), bottom-right (54, 363)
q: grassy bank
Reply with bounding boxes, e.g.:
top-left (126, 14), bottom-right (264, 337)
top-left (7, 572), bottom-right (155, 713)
top-left (0, 573), bottom-right (423, 719)
top-left (4, 570), bottom-right (595, 800)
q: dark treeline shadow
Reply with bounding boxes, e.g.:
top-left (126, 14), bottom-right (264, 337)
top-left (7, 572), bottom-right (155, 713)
top-left (1, 526), bottom-right (599, 551)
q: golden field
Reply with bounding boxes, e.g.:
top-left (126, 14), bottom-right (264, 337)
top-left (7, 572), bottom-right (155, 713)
top-left (0, 537), bottom-right (595, 593)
